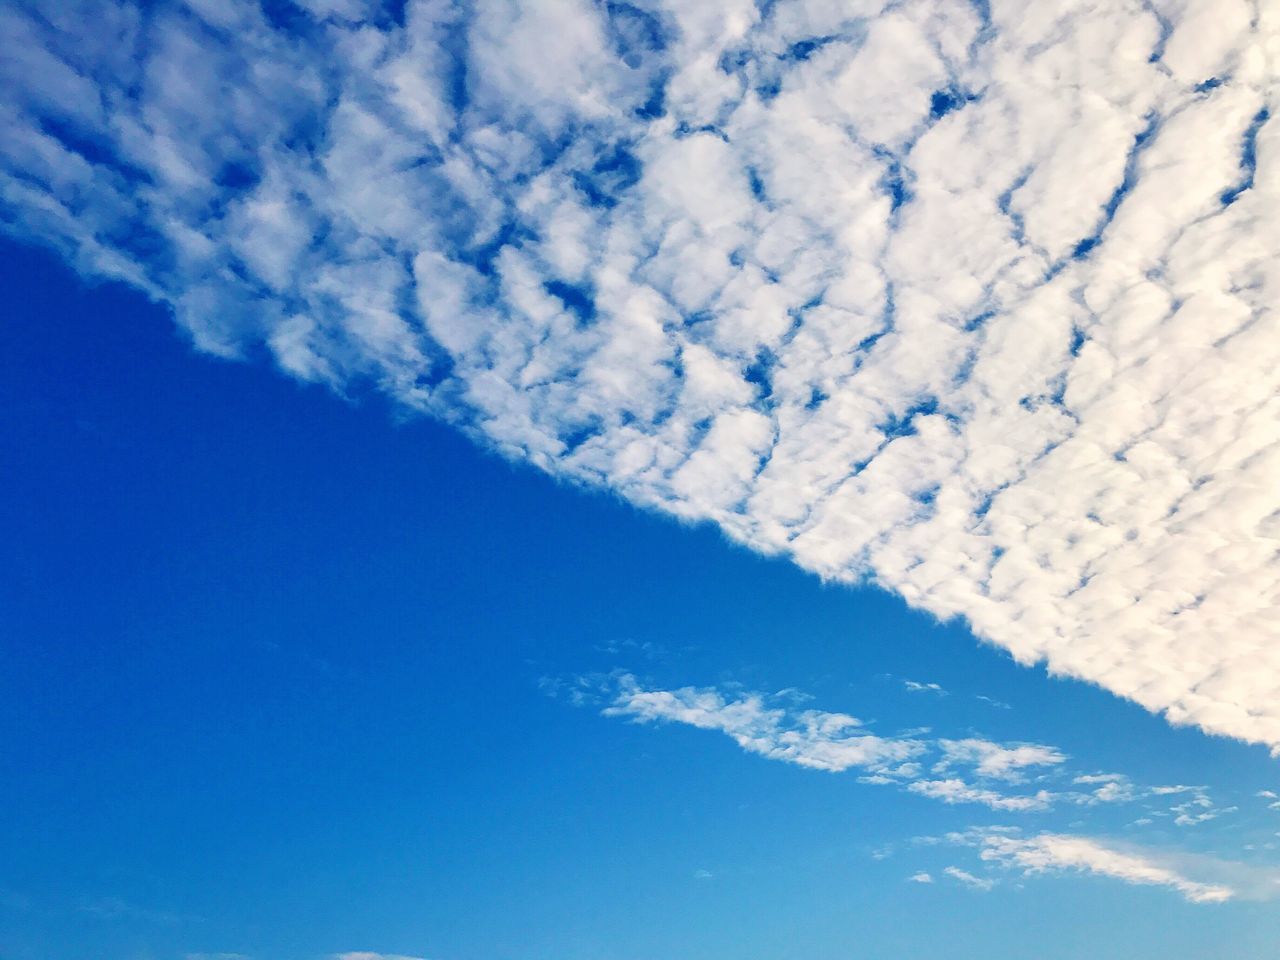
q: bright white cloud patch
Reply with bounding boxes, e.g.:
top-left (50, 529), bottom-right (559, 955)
top-left (2, 0), bottom-right (1278, 745)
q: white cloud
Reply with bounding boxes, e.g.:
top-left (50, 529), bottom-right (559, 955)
top-left (942, 866), bottom-right (995, 891)
top-left (907, 778), bottom-right (1054, 812)
top-left (1150, 784), bottom-right (1199, 796)
top-left (973, 832), bottom-right (1235, 904)
top-left (935, 738), bottom-right (1067, 781)
top-left (2, 0), bottom-right (1278, 748)
top-left (594, 675), bottom-right (1073, 813)
top-left (1171, 794), bottom-right (1238, 827)
top-left (975, 695), bottom-right (1012, 710)
top-left (604, 675), bottom-right (924, 774)
top-left (1072, 774), bottom-right (1136, 804)
top-left (333, 954), bottom-right (427, 960)
top-left (932, 828), bottom-right (1280, 902)
top-left (907, 871), bottom-right (933, 884)
top-left (903, 679), bottom-right (946, 695)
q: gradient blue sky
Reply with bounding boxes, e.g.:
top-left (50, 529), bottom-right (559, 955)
top-left (3, 238), bottom-right (1278, 960)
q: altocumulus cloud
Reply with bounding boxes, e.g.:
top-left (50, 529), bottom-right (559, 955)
top-left (3, 1), bottom-right (1278, 745)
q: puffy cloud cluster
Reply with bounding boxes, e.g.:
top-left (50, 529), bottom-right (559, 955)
top-left (2, 0), bottom-right (1278, 744)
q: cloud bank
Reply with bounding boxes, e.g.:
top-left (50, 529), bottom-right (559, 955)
top-left (2, 0), bottom-right (1278, 745)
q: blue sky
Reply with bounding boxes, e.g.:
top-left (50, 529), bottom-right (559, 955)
top-left (2, 1), bottom-right (1279, 957)
top-left (3, 240), bottom-right (1279, 959)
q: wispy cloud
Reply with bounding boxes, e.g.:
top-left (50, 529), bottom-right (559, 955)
top-left (1072, 773), bottom-right (1136, 804)
top-left (935, 738), bottom-right (1067, 782)
top-left (1171, 794), bottom-right (1238, 827)
top-left (579, 672), bottom-right (1279, 881)
top-left (975, 695), bottom-right (1012, 711)
top-left (603, 674), bottom-right (924, 774)
top-left (942, 866), bottom-right (995, 891)
top-left (587, 674), bottom-right (1087, 813)
top-left (903, 680), bottom-right (946, 696)
top-left (908, 779), bottom-right (1053, 812)
top-left (969, 831), bottom-right (1236, 904)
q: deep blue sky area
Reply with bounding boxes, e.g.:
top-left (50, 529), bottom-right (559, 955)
top-left (1, 236), bottom-right (1277, 959)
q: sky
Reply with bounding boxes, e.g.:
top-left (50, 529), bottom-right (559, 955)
top-left (1, 0), bottom-right (1278, 958)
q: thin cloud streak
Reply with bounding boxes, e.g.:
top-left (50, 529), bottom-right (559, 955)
top-left (594, 674), bottom-right (1095, 813)
top-left (973, 831), bottom-right (1236, 904)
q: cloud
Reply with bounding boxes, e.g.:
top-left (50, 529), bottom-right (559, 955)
top-left (903, 679), bottom-right (946, 695)
top-left (911, 783), bottom-right (1049, 814)
top-left (1071, 773), bottom-right (1136, 804)
top-left (1170, 794), bottom-right (1237, 827)
top-left (907, 779), bottom-right (1054, 812)
top-left (929, 828), bottom-right (1280, 902)
top-left (2, 0), bottom-right (1278, 747)
top-left (971, 832), bottom-right (1236, 904)
top-left (907, 871), bottom-right (933, 884)
top-left (594, 674), bottom-right (1080, 812)
top-left (942, 866), bottom-right (995, 891)
top-left (603, 674), bottom-right (925, 774)
top-left (935, 738), bottom-right (1067, 781)
top-left (974, 695), bottom-right (1011, 710)
top-left (332, 954), bottom-right (427, 960)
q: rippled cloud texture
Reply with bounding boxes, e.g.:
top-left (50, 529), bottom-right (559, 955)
top-left (3, 0), bottom-right (1277, 744)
